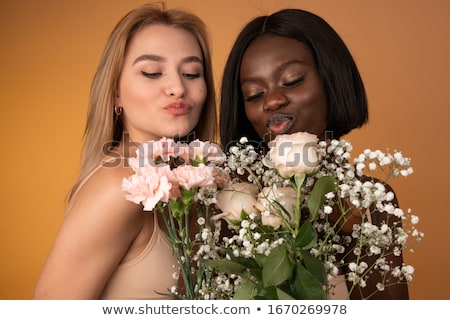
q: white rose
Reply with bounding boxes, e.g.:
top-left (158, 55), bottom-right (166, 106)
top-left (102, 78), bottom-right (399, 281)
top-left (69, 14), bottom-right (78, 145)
top-left (255, 186), bottom-right (297, 229)
top-left (215, 182), bottom-right (260, 222)
top-left (267, 132), bottom-right (320, 178)
top-left (260, 212), bottom-right (283, 230)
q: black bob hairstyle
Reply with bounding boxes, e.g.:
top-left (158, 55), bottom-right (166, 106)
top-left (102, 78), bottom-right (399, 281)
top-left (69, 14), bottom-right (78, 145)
top-left (219, 8), bottom-right (368, 150)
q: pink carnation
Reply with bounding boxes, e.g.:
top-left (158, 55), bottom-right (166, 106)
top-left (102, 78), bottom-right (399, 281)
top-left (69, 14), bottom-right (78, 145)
top-left (179, 140), bottom-right (226, 164)
top-left (122, 165), bottom-right (173, 211)
top-left (129, 138), bottom-right (186, 168)
top-left (169, 164), bottom-right (214, 191)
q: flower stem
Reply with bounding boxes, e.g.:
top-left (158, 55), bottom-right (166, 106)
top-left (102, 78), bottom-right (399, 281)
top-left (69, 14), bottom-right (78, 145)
top-left (293, 173), bottom-right (305, 235)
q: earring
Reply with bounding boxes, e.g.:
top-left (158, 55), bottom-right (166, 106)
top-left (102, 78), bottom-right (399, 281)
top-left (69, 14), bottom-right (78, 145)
top-left (114, 106), bottom-right (123, 116)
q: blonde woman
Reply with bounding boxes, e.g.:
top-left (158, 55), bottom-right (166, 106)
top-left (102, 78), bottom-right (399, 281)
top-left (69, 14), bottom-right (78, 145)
top-left (33, 3), bottom-right (217, 299)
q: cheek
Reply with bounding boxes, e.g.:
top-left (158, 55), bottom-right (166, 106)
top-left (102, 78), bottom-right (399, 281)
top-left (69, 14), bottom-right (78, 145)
top-left (245, 106), bottom-right (267, 138)
top-left (298, 83), bottom-right (324, 103)
top-left (119, 78), bottom-right (152, 106)
top-left (312, 90), bottom-right (328, 127)
top-left (244, 105), bottom-right (259, 126)
top-left (193, 85), bottom-right (207, 116)
top-left (198, 85), bottom-right (207, 105)
top-left (313, 81), bottom-right (328, 114)
top-left (297, 85), bottom-right (328, 118)
top-left (190, 82), bottom-right (207, 109)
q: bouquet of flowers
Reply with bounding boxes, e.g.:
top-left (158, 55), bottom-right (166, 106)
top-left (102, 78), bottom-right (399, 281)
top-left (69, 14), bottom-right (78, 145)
top-left (121, 133), bottom-right (422, 300)
top-left (121, 137), bottom-right (228, 299)
top-left (194, 132), bottom-right (422, 299)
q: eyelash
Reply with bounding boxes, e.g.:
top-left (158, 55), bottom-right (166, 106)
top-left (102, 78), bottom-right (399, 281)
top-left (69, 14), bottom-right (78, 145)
top-left (183, 73), bottom-right (201, 79)
top-left (245, 92), bottom-right (264, 102)
top-left (244, 76), bottom-right (305, 102)
top-left (141, 71), bottom-right (201, 80)
top-left (282, 76), bottom-right (305, 88)
top-left (141, 71), bottom-right (161, 79)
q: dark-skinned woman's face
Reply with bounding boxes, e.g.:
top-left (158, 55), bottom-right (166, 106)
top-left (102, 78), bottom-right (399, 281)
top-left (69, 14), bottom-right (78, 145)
top-left (240, 34), bottom-right (328, 142)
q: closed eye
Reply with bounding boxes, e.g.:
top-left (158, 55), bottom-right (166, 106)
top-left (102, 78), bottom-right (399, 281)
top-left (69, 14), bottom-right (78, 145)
top-left (282, 76), bottom-right (305, 88)
top-left (183, 73), bottom-right (201, 79)
top-left (141, 71), bottom-right (161, 79)
top-left (244, 92), bottom-right (264, 102)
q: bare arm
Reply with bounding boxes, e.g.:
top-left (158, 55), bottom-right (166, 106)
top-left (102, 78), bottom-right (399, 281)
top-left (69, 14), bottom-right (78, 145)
top-left (336, 181), bottom-right (410, 300)
top-left (347, 204), bottom-right (409, 300)
top-left (33, 166), bottom-right (143, 299)
top-left (344, 184), bottom-right (409, 300)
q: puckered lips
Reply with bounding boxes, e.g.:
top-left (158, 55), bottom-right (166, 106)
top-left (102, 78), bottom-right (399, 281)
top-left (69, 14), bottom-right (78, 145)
top-left (265, 113), bottom-right (295, 135)
top-left (164, 101), bottom-right (191, 115)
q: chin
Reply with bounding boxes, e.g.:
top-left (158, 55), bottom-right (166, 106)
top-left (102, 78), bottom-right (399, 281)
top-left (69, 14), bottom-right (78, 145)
top-left (168, 128), bottom-right (194, 140)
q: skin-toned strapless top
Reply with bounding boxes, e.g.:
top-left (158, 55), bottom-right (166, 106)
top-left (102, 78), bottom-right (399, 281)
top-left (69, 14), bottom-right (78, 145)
top-left (70, 161), bottom-right (178, 299)
top-left (100, 212), bottom-right (178, 299)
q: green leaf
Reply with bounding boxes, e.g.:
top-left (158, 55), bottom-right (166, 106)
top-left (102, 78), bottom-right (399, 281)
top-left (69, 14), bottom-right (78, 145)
top-left (307, 176), bottom-right (337, 221)
top-left (301, 249), bottom-right (327, 284)
top-left (276, 287), bottom-right (296, 300)
top-left (254, 286), bottom-right (278, 300)
top-left (294, 220), bottom-right (317, 250)
top-left (202, 259), bottom-right (247, 276)
top-left (262, 244), bottom-right (294, 287)
top-left (230, 255), bottom-right (260, 270)
top-left (254, 253), bottom-right (267, 266)
top-left (290, 264), bottom-right (326, 299)
top-left (233, 279), bottom-right (257, 300)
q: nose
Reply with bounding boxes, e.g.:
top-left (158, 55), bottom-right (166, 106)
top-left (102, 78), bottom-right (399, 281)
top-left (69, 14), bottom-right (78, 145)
top-left (165, 74), bottom-right (185, 98)
top-left (263, 89), bottom-right (289, 112)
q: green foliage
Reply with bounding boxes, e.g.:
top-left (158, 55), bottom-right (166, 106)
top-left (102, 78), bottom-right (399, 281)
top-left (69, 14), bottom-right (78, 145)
top-left (202, 227), bottom-right (327, 299)
top-left (307, 176), bottom-right (337, 221)
top-left (262, 243), bottom-right (294, 287)
top-left (294, 220), bottom-right (317, 249)
top-left (290, 264), bottom-right (326, 299)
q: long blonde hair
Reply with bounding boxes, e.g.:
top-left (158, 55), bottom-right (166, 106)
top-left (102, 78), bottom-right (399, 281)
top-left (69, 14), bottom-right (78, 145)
top-left (69, 3), bottom-right (217, 200)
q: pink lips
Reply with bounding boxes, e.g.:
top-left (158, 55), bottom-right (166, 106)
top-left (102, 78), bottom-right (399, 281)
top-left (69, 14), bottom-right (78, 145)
top-left (265, 114), bottom-right (295, 135)
top-left (164, 102), bottom-right (191, 115)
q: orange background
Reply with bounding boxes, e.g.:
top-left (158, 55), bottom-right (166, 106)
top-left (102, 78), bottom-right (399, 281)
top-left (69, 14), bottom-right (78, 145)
top-left (1, 0), bottom-right (449, 299)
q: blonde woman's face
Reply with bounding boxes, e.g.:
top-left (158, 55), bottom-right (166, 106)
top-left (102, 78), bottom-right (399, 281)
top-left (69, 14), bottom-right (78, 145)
top-left (117, 24), bottom-right (206, 143)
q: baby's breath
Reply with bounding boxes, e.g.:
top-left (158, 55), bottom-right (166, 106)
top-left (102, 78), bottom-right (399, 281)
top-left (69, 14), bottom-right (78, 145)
top-left (193, 137), bottom-right (421, 299)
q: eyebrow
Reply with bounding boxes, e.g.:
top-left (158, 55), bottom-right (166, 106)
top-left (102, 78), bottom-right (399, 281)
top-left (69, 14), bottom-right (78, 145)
top-left (277, 59), bottom-right (306, 73)
top-left (132, 54), bottom-right (203, 65)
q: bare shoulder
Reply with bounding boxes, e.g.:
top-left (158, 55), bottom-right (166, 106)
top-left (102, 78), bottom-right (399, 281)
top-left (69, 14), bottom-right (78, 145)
top-left (360, 175), bottom-right (400, 227)
top-left (62, 158), bottom-right (145, 255)
top-left (67, 159), bottom-right (142, 222)
top-left (33, 160), bottom-right (144, 299)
